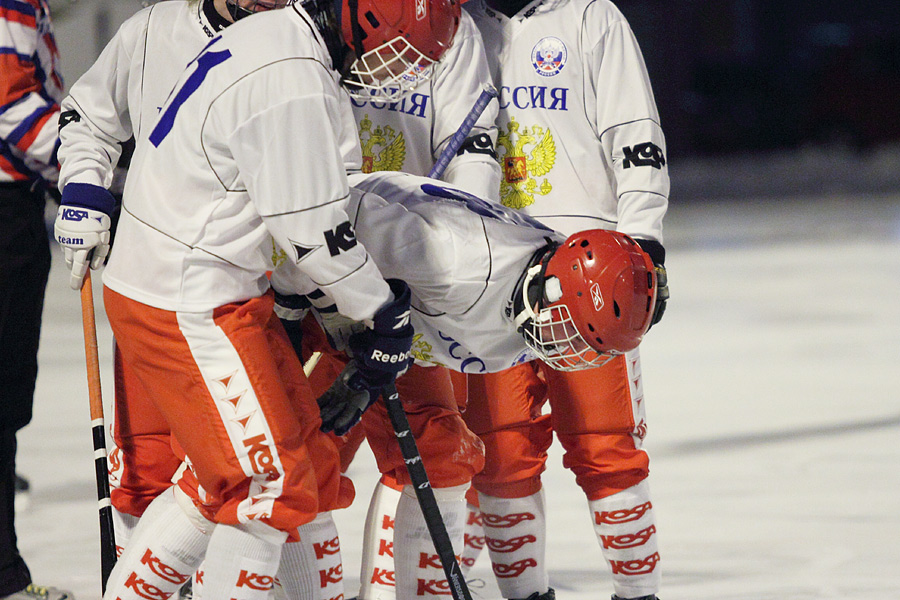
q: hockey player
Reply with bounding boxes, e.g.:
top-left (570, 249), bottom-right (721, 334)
top-left (52, 2), bottom-right (461, 600)
top-left (296, 170), bottom-right (658, 375)
top-left (55, 0), bottom-right (296, 561)
top-left (332, 10), bottom-right (501, 599)
top-left (460, 2), bottom-right (671, 600)
top-left (53, 1), bottom-right (359, 598)
top-left (277, 170), bottom-right (656, 600)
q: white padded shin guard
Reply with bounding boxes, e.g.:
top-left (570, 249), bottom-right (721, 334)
top-left (200, 521), bottom-right (287, 600)
top-left (588, 479), bottom-right (660, 600)
top-left (478, 490), bottom-right (549, 600)
top-left (358, 480), bottom-right (403, 600)
top-left (112, 507), bottom-right (139, 559)
top-left (103, 487), bottom-right (213, 600)
top-left (276, 512), bottom-right (343, 600)
top-left (460, 503), bottom-right (485, 574)
top-left (393, 484), bottom-right (467, 599)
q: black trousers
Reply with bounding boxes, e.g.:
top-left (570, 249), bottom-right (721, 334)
top-left (0, 182), bottom-right (51, 594)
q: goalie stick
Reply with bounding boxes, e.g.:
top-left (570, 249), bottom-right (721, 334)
top-left (80, 271), bottom-right (117, 592)
top-left (428, 84), bottom-right (499, 180)
top-left (383, 383), bottom-right (473, 600)
top-left (301, 85), bottom-right (500, 376)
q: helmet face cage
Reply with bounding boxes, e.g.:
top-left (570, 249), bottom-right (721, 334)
top-left (522, 303), bottom-right (616, 372)
top-left (342, 40), bottom-right (434, 102)
top-left (341, 0), bottom-right (460, 103)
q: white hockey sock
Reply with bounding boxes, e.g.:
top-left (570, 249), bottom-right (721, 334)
top-left (460, 503), bottom-right (485, 574)
top-left (393, 483), bottom-right (467, 599)
top-left (112, 507), bottom-right (139, 558)
top-left (478, 490), bottom-right (548, 600)
top-left (200, 520), bottom-right (287, 600)
top-left (588, 479), bottom-right (660, 600)
top-left (275, 512), bottom-right (343, 600)
top-left (103, 487), bottom-right (213, 600)
top-left (358, 478), bottom-right (403, 600)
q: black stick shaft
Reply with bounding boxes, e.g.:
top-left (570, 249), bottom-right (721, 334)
top-left (383, 383), bottom-right (472, 600)
top-left (81, 271), bottom-right (117, 593)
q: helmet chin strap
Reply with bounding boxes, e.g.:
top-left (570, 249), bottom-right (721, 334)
top-left (301, 0), bottom-right (348, 72)
top-left (511, 241), bottom-right (558, 331)
top-left (347, 0), bottom-right (365, 58)
top-left (512, 263), bottom-right (543, 330)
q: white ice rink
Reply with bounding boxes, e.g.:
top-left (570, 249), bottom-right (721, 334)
top-left (13, 185), bottom-right (900, 599)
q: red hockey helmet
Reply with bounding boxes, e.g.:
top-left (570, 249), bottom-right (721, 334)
top-left (341, 0), bottom-right (461, 102)
top-left (520, 230), bottom-right (656, 371)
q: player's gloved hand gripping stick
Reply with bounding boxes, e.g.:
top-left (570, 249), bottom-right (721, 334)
top-left (316, 279), bottom-right (414, 435)
top-left (55, 182), bottom-right (115, 290)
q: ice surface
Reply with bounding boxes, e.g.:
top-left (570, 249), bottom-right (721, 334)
top-left (14, 192), bottom-right (900, 599)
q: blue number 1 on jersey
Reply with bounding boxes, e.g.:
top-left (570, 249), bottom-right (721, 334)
top-left (150, 39), bottom-right (232, 147)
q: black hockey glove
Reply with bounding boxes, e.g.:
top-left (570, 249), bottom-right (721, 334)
top-left (636, 239), bottom-right (669, 329)
top-left (315, 279), bottom-right (414, 435)
top-left (317, 359), bottom-right (387, 436)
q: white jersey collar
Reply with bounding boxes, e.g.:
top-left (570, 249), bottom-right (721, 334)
top-left (196, 0), bottom-right (229, 38)
top-left (479, 0), bottom-right (564, 23)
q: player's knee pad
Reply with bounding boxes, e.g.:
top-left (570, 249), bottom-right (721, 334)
top-left (337, 425), bottom-right (366, 473)
top-left (109, 434), bottom-right (182, 517)
top-left (379, 411), bottom-right (485, 488)
top-left (556, 432), bottom-right (650, 500)
top-left (173, 483), bottom-right (216, 536)
top-left (365, 365), bottom-right (483, 488)
top-left (473, 417), bottom-right (553, 498)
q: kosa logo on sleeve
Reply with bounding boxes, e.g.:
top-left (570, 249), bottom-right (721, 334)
top-left (622, 142), bottom-right (666, 170)
top-left (324, 221), bottom-right (358, 256)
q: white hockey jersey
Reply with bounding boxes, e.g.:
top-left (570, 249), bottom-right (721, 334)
top-left (58, 0), bottom-right (226, 190)
top-left (348, 10), bottom-right (502, 201)
top-left (345, 171), bottom-right (566, 373)
top-left (465, 0), bottom-right (669, 241)
top-left (100, 5), bottom-right (390, 320)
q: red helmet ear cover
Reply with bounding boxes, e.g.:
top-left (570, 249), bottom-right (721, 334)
top-left (544, 230), bottom-right (656, 354)
top-left (342, 0), bottom-right (461, 62)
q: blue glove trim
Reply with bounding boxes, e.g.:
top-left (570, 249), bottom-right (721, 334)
top-left (61, 182), bottom-right (116, 216)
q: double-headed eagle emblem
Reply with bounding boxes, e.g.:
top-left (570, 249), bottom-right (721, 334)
top-left (496, 117), bottom-right (556, 209)
top-left (358, 114), bottom-right (406, 174)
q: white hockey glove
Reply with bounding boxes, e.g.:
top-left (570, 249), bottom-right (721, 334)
top-left (55, 183), bottom-right (116, 290)
top-left (306, 289), bottom-right (366, 354)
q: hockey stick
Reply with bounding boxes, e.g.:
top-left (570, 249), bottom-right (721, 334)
top-left (382, 383), bottom-right (473, 600)
top-left (302, 350), bottom-right (322, 377)
top-left (428, 84), bottom-right (498, 180)
top-left (80, 271), bottom-right (117, 592)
